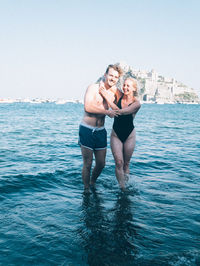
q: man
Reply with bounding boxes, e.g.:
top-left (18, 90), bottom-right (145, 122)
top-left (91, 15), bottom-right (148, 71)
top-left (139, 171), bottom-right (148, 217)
top-left (79, 64), bottom-right (123, 192)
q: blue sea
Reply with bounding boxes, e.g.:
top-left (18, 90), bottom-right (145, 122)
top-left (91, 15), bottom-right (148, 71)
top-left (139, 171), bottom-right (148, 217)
top-left (0, 102), bottom-right (200, 266)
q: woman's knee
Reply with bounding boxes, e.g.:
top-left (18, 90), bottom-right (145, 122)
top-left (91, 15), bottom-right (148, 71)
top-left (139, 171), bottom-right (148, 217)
top-left (115, 159), bottom-right (124, 169)
top-left (123, 162), bottom-right (130, 173)
top-left (124, 161), bottom-right (130, 169)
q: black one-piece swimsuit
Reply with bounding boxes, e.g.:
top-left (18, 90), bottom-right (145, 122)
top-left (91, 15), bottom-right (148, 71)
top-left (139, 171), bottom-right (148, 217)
top-left (113, 97), bottom-right (134, 143)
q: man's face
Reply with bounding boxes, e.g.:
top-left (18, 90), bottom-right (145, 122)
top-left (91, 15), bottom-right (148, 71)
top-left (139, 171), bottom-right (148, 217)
top-left (104, 68), bottom-right (120, 88)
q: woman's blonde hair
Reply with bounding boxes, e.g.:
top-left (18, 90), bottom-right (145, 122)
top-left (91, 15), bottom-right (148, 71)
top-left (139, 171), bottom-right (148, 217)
top-left (125, 77), bottom-right (138, 97)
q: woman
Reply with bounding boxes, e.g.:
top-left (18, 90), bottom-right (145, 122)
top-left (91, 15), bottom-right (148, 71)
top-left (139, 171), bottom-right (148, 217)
top-left (100, 78), bottom-right (141, 190)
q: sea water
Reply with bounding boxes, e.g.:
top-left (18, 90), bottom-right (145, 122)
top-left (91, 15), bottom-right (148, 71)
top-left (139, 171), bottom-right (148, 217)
top-left (0, 103), bottom-right (200, 265)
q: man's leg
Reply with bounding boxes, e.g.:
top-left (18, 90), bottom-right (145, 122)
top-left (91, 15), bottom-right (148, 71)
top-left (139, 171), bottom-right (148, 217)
top-left (90, 148), bottom-right (106, 186)
top-left (81, 146), bottom-right (93, 190)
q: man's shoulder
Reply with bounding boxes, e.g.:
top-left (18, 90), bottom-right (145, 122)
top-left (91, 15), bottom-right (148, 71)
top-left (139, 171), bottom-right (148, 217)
top-left (86, 83), bottom-right (100, 94)
top-left (87, 83), bottom-right (99, 90)
top-left (85, 83), bottom-right (101, 99)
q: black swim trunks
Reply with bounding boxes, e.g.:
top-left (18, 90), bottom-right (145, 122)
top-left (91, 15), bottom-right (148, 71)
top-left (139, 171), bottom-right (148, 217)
top-left (113, 97), bottom-right (134, 143)
top-left (79, 123), bottom-right (107, 150)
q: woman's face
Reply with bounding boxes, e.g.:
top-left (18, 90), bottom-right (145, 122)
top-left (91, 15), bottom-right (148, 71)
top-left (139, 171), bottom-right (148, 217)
top-left (123, 79), bottom-right (137, 95)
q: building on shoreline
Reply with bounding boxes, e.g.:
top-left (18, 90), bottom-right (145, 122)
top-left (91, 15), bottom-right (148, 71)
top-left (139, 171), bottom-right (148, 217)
top-left (118, 63), bottom-right (199, 104)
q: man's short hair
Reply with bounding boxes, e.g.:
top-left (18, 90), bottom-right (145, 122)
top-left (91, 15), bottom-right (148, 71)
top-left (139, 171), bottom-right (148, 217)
top-left (105, 64), bottom-right (123, 77)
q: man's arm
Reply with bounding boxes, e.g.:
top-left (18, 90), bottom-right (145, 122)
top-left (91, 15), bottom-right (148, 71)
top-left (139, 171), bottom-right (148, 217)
top-left (84, 84), bottom-right (118, 117)
top-left (84, 84), bottom-right (106, 114)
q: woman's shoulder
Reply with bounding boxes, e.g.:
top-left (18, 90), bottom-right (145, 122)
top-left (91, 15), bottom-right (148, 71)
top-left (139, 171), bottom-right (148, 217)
top-left (132, 96), bottom-right (140, 103)
top-left (132, 98), bottom-right (141, 109)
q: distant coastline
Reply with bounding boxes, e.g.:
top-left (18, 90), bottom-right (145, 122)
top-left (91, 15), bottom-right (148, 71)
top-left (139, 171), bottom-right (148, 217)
top-left (0, 98), bottom-right (83, 104)
top-left (0, 98), bottom-right (199, 105)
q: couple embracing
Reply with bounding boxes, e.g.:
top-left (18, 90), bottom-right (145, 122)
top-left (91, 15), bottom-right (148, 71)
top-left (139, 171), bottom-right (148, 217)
top-left (79, 64), bottom-right (141, 192)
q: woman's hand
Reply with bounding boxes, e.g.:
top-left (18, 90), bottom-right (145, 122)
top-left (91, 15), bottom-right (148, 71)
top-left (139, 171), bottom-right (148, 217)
top-left (99, 81), bottom-right (120, 110)
top-left (99, 84), bottom-right (108, 98)
top-left (106, 109), bottom-right (119, 118)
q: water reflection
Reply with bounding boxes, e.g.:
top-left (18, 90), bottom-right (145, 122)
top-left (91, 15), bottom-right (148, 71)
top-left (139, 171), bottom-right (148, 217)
top-left (80, 189), bottom-right (109, 265)
top-left (79, 189), bottom-right (138, 266)
top-left (110, 191), bottom-right (138, 265)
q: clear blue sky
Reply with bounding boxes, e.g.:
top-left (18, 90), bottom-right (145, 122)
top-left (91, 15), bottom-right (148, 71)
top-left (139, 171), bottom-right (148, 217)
top-left (0, 0), bottom-right (200, 100)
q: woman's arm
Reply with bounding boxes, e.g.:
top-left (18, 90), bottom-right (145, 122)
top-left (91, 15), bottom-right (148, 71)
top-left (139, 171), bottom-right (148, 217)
top-left (119, 100), bottom-right (141, 115)
top-left (99, 87), bottom-right (121, 110)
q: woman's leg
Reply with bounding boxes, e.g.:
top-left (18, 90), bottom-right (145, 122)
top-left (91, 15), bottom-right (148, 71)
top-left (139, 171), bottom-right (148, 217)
top-left (123, 129), bottom-right (136, 176)
top-left (110, 130), bottom-right (126, 189)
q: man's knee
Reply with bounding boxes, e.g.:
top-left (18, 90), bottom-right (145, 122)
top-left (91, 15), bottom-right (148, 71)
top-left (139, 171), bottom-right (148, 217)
top-left (83, 158), bottom-right (93, 169)
top-left (96, 159), bottom-right (105, 170)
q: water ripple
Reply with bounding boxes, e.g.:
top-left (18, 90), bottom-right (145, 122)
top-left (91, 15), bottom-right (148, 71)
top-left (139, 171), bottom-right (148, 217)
top-left (0, 103), bottom-right (200, 265)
